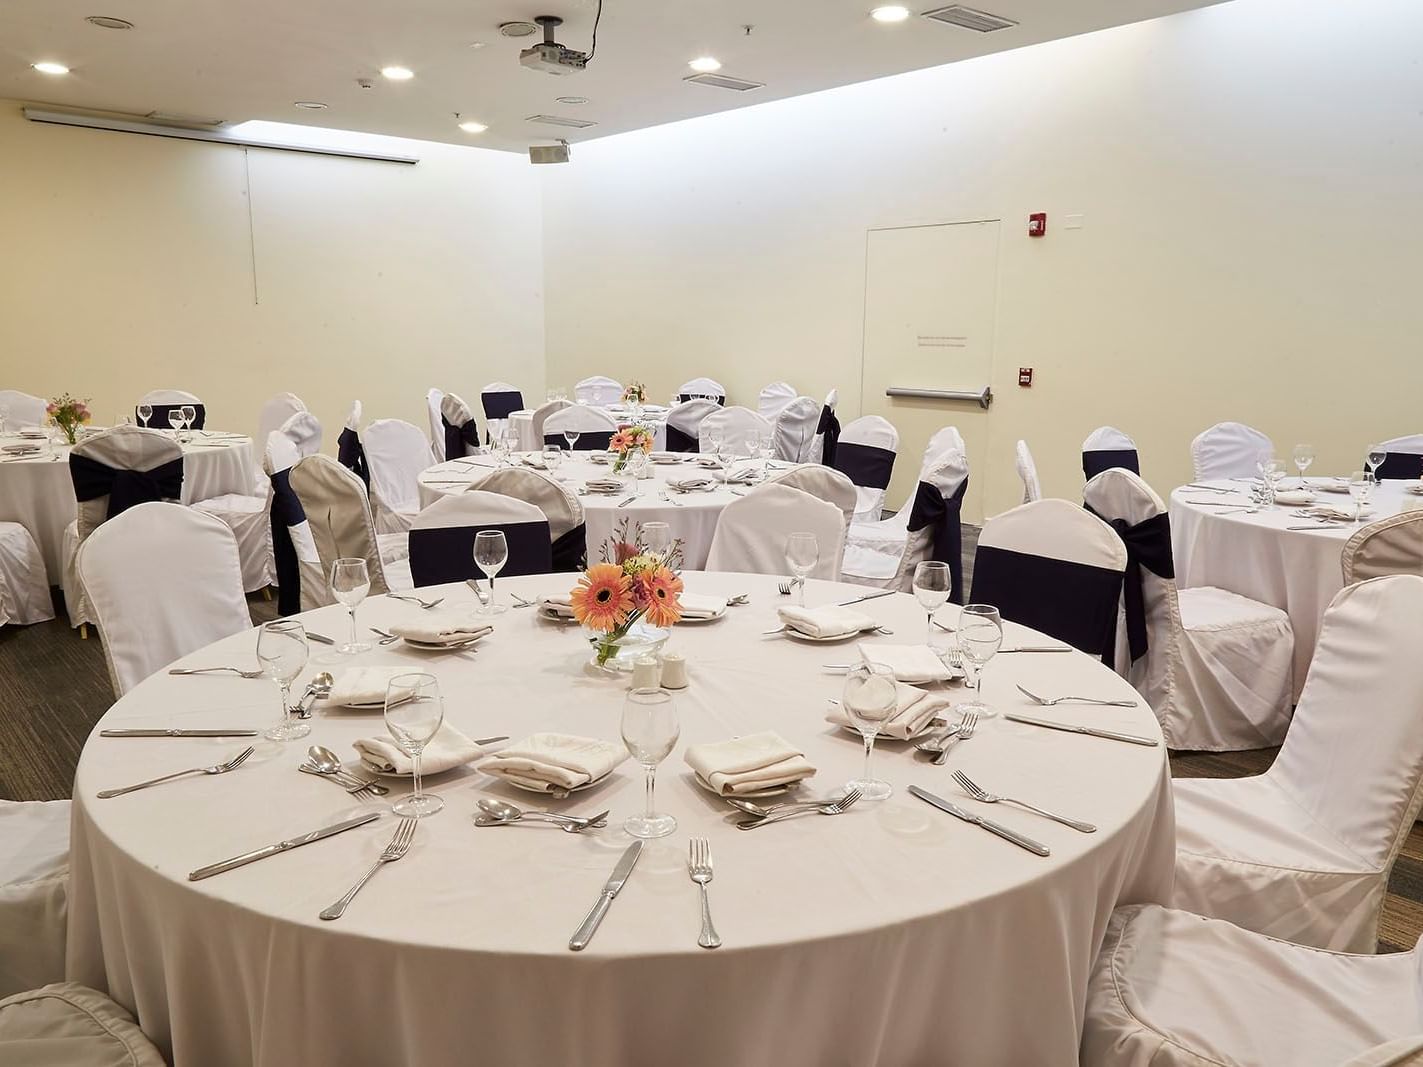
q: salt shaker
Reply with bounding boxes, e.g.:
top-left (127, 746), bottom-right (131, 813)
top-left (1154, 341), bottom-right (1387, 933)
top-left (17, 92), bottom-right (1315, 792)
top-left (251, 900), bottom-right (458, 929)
top-left (630, 656), bottom-right (662, 690)
top-left (660, 653), bottom-right (689, 690)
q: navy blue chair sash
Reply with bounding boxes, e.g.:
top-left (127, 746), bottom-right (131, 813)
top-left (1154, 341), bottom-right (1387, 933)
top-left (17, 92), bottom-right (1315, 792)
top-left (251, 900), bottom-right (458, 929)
top-left (816, 408), bottom-right (841, 467)
top-left (551, 523), bottom-right (587, 572)
top-left (481, 391), bottom-right (524, 421)
top-left (142, 403), bottom-right (206, 430)
top-left (833, 441), bottom-right (895, 490)
top-left (1085, 506), bottom-right (1174, 662)
top-left (969, 545), bottom-right (1124, 664)
top-left (443, 416), bottom-right (480, 460)
top-left (544, 430), bottom-right (614, 451)
top-left (336, 427), bottom-right (370, 488)
top-left (1083, 448), bottom-right (1140, 480)
top-left (907, 477), bottom-right (969, 605)
top-left (408, 521), bottom-right (552, 587)
top-left (269, 468), bottom-right (306, 616)
top-left (1374, 453), bottom-right (1423, 480)
top-left (665, 424), bottom-right (699, 453)
top-left (70, 454), bottom-right (185, 520)
top-left (677, 393), bottom-right (725, 405)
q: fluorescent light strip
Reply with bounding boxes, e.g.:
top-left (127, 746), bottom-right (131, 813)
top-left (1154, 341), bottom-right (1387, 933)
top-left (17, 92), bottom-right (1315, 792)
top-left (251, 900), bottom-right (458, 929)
top-left (21, 108), bottom-right (420, 165)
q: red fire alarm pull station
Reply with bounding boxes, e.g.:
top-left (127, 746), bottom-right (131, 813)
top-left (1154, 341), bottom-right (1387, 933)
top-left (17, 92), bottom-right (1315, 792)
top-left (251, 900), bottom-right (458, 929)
top-left (1019, 368), bottom-right (1033, 387)
top-left (1028, 212), bottom-right (1046, 237)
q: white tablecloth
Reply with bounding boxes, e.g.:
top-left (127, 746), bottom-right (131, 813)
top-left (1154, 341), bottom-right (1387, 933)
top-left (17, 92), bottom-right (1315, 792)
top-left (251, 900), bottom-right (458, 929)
top-left (0, 431), bottom-right (256, 582)
top-left (67, 573), bottom-right (1173, 1066)
top-left (510, 405), bottom-right (669, 452)
top-left (418, 454), bottom-right (780, 568)
top-left (1171, 477), bottom-right (1418, 701)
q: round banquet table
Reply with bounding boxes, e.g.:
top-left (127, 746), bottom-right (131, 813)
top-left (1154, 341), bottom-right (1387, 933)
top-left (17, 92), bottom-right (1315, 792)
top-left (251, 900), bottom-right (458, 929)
top-left (1170, 477), bottom-right (1419, 701)
top-left (0, 429), bottom-right (256, 582)
top-left (510, 404), bottom-right (670, 453)
top-left (417, 453), bottom-right (789, 569)
top-left (67, 572), bottom-right (1172, 1067)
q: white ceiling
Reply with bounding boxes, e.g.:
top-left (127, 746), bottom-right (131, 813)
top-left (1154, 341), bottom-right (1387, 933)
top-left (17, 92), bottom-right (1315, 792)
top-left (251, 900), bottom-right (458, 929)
top-left (1, 0), bottom-right (1226, 153)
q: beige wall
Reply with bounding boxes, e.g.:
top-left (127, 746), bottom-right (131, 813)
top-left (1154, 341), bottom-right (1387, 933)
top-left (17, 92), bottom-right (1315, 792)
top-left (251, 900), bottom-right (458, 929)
top-left (542, 0), bottom-right (1423, 520)
top-left (0, 105), bottom-right (545, 447)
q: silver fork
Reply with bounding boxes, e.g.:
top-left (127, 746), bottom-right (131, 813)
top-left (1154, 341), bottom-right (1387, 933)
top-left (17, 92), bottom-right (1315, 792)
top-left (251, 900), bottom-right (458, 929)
top-left (298, 763), bottom-right (384, 799)
top-left (97, 746), bottom-right (255, 798)
top-left (952, 770), bottom-right (1097, 833)
top-left (169, 666), bottom-right (265, 678)
top-left (509, 592), bottom-right (536, 609)
top-left (932, 710), bottom-right (979, 765)
top-left (659, 490), bottom-right (683, 507)
top-left (368, 628), bottom-right (401, 646)
top-left (319, 817), bottom-right (417, 920)
top-left (688, 837), bottom-right (721, 949)
top-left (1016, 684), bottom-right (1138, 708)
top-left (736, 788), bottom-right (862, 829)
top-left (388, 593), bottom-right (444, 610)
top-left (777, 579), bottom-right (794, 596)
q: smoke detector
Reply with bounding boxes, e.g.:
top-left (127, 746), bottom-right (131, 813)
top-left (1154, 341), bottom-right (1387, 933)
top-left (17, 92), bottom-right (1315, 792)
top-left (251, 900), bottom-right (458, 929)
top-left (499, 20), bottom-right (538, 37)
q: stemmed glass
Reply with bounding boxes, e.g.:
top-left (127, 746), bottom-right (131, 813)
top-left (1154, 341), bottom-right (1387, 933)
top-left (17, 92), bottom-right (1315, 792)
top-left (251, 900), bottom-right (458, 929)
top-left (257, 619), bottom-right (311, 741)
top-left (385, 673), bottom-right (445, 818)
top-left (1265, 458), bottom-right (1287, 504)
top-left (642, 521), bottom-right (671, 561)
top-left (473, 530), bottom-right (509, 615)
top-left (167, 409), bottom-right (184, 438)
top-left (708, 431), bottom-right (725, 466)
top-left (956, 604), bottom-right (1004, 717)
top-left (180, 405), bottom-right (197, 438)
top-left (784, 532), bottom-right (819, 606)
top-left (137, 403), bottom-right (152, 428)
top-left (1292, 444), bottom-right (1315, 488)
top-left (621, 687), bottom-right (679, 839)
top-left (330, 557), bottom-right (372, 654)
top-left (563, 428), bottom-right (581, 453)
top-left (912, 560), bottom-right (951, 645)
top-left (1367, 445), bottom-right (1387, 481)
top-left (1348, 471), bottom-right (1371, 524)
top-left (542, 444), bottom-right (564, 480)
top-left (842, 662), bottom-right (896, 801)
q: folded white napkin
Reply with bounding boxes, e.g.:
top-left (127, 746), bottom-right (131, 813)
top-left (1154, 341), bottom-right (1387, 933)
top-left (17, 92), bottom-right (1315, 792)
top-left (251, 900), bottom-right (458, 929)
top-left (1, 443), bottom-right (41, 455)
top-left (778, 605), bottom-right (877, 639)
top-left (651, 452), bottom-right (682, 463)
top-left (1272, 489), bottom-right (1314, 506)
top-left (857, 643), bottom-right (955, 683)
top-left (326, 667), bottom-right (414, 707)
top-left (669, 475), bottom-right (713, 491)
top-left (694, 457), bottom-right (724, 468)
top-left (684, 731), bottom-right (816, 795)
top-left (353, 722), bottom-right (487, 775)
top-left (1305, 504), bottom-right (1370, 520)
top-left (537, 593), bottom-right (576, 618)
top-left (825, 682), bottom-right (954, 739)
top-left (480, 733), bottom-right (626, 792)
top-left (723, 468), bottom-right (761, 486)
top-left (388, 613), bottom-right (493, 645)
top-left (678, 593), bottom-right (726, 620)
top-left (583, 478), bottom-right (623, 492)
top-left (586, 452), bottom-right (612, 465)
top-left (520, 454), bottom-right (548, 470)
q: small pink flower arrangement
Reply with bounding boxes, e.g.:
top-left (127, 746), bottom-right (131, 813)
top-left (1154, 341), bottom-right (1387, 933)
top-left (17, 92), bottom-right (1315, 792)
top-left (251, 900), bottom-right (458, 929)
top-left (47, 394), bottom-right (91, 444)
top-left (609, 424), bottom-right (655, 473)
top-left (621, 381), bottom-right (646, 405)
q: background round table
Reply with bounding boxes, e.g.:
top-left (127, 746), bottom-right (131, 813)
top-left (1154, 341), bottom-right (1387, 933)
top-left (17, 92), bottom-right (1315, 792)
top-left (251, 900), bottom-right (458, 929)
top-left (0, 430), bottom-right (256, 583)
top-left (67, 573), bottom-right (1172, 1067)
top-left (418, 454), bottom-right (783, 568)
top-left (510, 404), bottom-right (670, 453)
top-left (1170, 477), bottom-right (1418, 700)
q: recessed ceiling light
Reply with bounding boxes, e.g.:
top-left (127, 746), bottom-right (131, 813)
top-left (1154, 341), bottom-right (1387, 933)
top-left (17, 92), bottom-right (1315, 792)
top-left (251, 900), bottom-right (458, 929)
top-left (499, 21), bottom-right (538, 37)
top-left (458, 120), bottom-right (488, 134)
top-left (468, 41), bottom-right (486, 49)
top-left (688, 56), bottom-right (722, 73)
top-left (32, 61), bottom-right (70, 75)
top-left (871, 5), bottom-right (911, 22)
top-left (380, 65), bottom-right (414, 81)
top-left (294, 101), bottom-right (328, 110)
top-left (85, 15), bottom-right (134, 30)
top-left (555, 96), bottom-right (588, 105)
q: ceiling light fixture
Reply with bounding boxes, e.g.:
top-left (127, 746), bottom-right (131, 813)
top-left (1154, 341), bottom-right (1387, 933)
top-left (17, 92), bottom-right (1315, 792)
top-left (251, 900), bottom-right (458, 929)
top-left (294, 101), bottom-right (328, 110)
top-left (458, 120), bottom-right (487, 134)
top-left (32, 61), bottom-right (70, 75)
top-left (688, 56), bottom-right (722, 73)
top-left (555, 95), bottom-right (588, 105)
top-left (380, 65), bottom-right (414, 81)
top-left (85, 15), bottom-right (134, 30)
top-left (870, 5), bottom-right (911, 22)
top-left (499, 21), bottom-right (538, 37)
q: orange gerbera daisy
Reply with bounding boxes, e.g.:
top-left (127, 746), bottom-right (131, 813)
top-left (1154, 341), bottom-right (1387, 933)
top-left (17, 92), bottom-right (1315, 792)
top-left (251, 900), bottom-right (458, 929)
top-left (638, 567), bottom-right (684, 628)
top-left (570, 564), bottom-right (634, 632)
top-left (609, 429), bottom-right (633, 453)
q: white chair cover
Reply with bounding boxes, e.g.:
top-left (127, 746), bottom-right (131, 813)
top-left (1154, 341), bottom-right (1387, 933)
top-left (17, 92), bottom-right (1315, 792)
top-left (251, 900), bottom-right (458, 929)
top-left (1171, 574), bottom-right (1423, 951)
top-left (677, 377), bottom-right (726, 404)
top-left (468, 467), bottom-right (586, 570)
top-left (439, 393), bottom-right (480, 459)
top-left (834, 415), bottom-right (900, 524)
top-left (574, 376), bottom-right (622, 407)
top-left (698, 406), bottom-right (772, 456)
top-left (0, 390), bottom-right (46, 430)
top-left (665, 399), bottom-right (720, 453)
top-left (543, 405), bottom-right (618, 449)
top-left (363, 418), bottom-right (430, 534)
top-left (409, 492), bottom-right (551, 586)
top-left (707, 482), bottom-right (845, 581)
top-left (345, 400), bottom-right (363, 435)
top-left (1375, 435), bottom-right (1423, 480)
top-left (425, 388), bottom-right (446, 463)
top-left (772, 397), bottom-right (821, 462)
top-left (1344, 511), bottom-right (1423, 585)
top-left (1082, 903), bottom-right (1423, 1067)
top-left (138, 388), bottom-right (205, 430)
top-left (766, 465), bottom-right (857, 531)
top-left (1190, 421), bottom-right (1274, 480)
top-left (0, 523), bottom-right (53, 626)
top-left (255, 393), bottom-right (306, 457)
top-left (1085, 468), bottom-right (1294, 750)
top-left (0, 800), bottom-right (69, 998)
top-left (78, 502), bottom-right (250, 697)
top-left (279, 412), bottom-right (323, 459)
top-left (1082, 425), bottom-right (1139, 479)
top-left (758, 381), bottom-right (798, 422)
top-left (529, 399), bottom-right (573, 447)
top-left (0, 982), bottom-right (168, 1066)
top-left (1016, 439), bottom-right (1042, 503)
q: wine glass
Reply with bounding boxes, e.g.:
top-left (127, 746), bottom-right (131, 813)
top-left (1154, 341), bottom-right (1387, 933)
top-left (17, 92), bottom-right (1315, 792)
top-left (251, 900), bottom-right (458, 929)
top-left (621, 687), bottom-right (679, 839)
top-left (784, 532), bottom-right (819, 606)
top-left (330, 557), bottom-right (372, 654)
top-left (642, 521), bottom-right (671, 561)
top-left (385, 672), bottom-right (445, 818)
top-left (912, 560), bottom-right (952, 645)
top-left (1264, 458), bottom-right (1287, 505)
top-left (707, 431), bottom-right (724, 465)
top-left (1366, 445), bottom-right (1387, 480)
top-left (257, 619), bottom-right (310, 741)
top-left (842, 661), bottom-right (896, 801)
top-left (542, 444), bottom-right (564, 479)
top-left (473, 530), bottom-right (509, 615)
top-left (957, 604), bottom-right (1004, 717)
top-left (1292, 444), bottom-right (1315, 488)
top-left (167, 409), bottom-right (184, 437)
top-left (180, 405), bottom-right (197, 437)
top-left (563, 428), bottom-right (581, 452)
top-left (136, 403), bottom-right (152, 428)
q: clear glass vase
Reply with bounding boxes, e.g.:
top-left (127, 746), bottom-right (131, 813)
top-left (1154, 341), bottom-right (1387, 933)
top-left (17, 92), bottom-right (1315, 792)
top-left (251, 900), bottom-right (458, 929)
top-left (587, 617), bottom-right (670, 671)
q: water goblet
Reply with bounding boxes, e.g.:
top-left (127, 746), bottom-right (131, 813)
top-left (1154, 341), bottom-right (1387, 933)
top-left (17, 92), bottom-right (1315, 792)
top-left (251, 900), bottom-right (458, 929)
top-left (621, 688), bottom-right (679, 839)
top-left (957, 604), bottom-right (1004, 717)
top-left (563, 429), bottom-right (581, 453)
top-left (385, 673), bottom-right (445, 818)
top-left (784, 532), bottom-right (819, 606)
top-left (137, 404), bottom-right (152, 428)
top-left (330, 557), bottom-right (372, 653)
top-left (642, 521), bottom-right (672, 561)
top-left (257, 619), bottom-right (311, 741)
top-left (473, 530), bottom-right (509, 615)
top-left (912, 560), bottom-right (952, 645)
top-left (1367, 446), bottom-right (1387, 480)
top-left (842, 662), bottom-right (896, 801)
top-left (1292, 444), bottom-right (1315, 488)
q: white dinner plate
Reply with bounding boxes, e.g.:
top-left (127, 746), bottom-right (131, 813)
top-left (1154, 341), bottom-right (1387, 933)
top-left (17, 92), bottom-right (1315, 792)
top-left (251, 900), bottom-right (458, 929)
top-left (1407, 484), bottom-right (1423, 496)
top-left (651, 455), bottom-right (683, 465)
top-left (781, 626), bottom-right (877, 643)
top-left (693, 774), bottom-right (799, 799)
top-left (502, 771), bottom-right (613, 798)
top-left (401, 635), bottom-right (487, 651)
top-left (536, 606), bottom-right (578, 624)
top-left (677, 605), bottom-right (727, 624)
top-left (836, 715), bottom-right (949, 743)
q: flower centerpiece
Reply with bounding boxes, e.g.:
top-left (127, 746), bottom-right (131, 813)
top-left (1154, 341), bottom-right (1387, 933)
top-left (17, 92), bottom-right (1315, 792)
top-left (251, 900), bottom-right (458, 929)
top-left (621, 381), bottom-right (647, 405)
top-left (571, 519), bottom-right (684, 669)
top-left (609, 424), bottom-right (655, 475)
top-left (47, 394), bottom-right (91, 445)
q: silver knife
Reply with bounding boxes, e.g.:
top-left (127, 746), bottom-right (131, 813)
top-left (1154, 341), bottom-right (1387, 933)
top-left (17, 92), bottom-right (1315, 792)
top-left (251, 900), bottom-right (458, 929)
top-left (306, 632), bottom-right (335, 646)
top-left (836, 589), bottom-right (896, 607)
top-left (1005, 713), bottom-right (1159, 747)
top-left (188, 812), bottom-right (382, 881)
top-left (102, 728), bottom-right (260, 737)
top-left (569, 841), bottom-right (642, 950)
top-left (908, 785), bottom-right (1051, 856)
top-left (998, 646), bottom-right (1072, 654)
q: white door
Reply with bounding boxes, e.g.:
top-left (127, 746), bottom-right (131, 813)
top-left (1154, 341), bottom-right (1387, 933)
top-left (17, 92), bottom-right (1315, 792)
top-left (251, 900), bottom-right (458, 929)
top-left (859, 220), bottom-right (1001, 523)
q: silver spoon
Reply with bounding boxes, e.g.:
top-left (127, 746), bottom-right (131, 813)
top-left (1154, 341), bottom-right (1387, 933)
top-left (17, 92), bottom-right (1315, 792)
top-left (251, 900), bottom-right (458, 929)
top-left (307, 746), bottom-right (391, 796)
top-left (368, 627), bottom-right (401, 646)
top-left (735, 789), bottom-right (862, 829)
top-left (388, 593), bottom-right (445, 610)
top-left (475, 798), bottom-right (608, 832)
top-left (294, 671), bottom-right (333, 719)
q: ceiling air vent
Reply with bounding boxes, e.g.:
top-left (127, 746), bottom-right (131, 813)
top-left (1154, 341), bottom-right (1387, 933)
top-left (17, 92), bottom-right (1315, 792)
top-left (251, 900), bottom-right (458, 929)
top-left (921, 5), bottom-right (1018, 32)
top-left (525, 113), bottom-right (598, 129)
top-left (683, 72), bottom-right (764, 92)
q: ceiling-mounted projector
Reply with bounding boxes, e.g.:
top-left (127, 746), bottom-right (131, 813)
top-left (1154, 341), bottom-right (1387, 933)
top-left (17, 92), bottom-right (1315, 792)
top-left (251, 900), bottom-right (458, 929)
top-left (520, 15), bottom-right (587, 75)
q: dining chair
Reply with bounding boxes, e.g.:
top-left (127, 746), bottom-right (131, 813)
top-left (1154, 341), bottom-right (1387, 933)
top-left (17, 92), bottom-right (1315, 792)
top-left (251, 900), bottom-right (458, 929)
top-left (831, 415), bottom-right (899, 524)
top-left (811, 387), bottom-right (840, 465)
top-left (255, 392), bottom-right (307, 462)
top-left (1343, 510), bottom-right (1423, 584)
top-left (771, 396), bottom-right (821, 462)
top-left (1373, 434), bottom-right (1423, 480)
top-left (336, 400), bottom-right (369, 489)
top-left (1084, 467), bottom-right (1294, 750)
top-left (1190, 421), bottom-right (1274, 480)
top-left (409, 491), bottom-right (552, 587)
top-left (0, 982), bottom-right (167, 1065)
top-left (766, 464), bottom-right (857, 531)
top-left (665, 398), bottom-right (720, 452)
top-left (362, 418), bottom-right (431, 534)
top-left (676, 377), bottom-right (726, 405)
top-left (573, 376), bottom-right (622, 407)
top-left (468, 467), bottom-right (586, 571)
top-left (1082, 425), bottom-right (1139, 479)
top-left (698, 406), bottom-right (772, 457)
top-left (136, 388), bottom-right (206, 431)
top-left (0, 389), bottom-right (46, 430)
top-left (1083, 903), bottom-right (1423, 1067)
top-left (480, 381), bottom-right (525, 424)
top-left (1015, 439), bottom-right (1043, 503)
top-left (0, 522), bottom-right (53, 627)
top-left (543, 405), bottom-right (617, 450)
top-left (1170, 574), bottom-right (1423, 951)
top-left (707, 482), bottom-right (845, 581)
top-left (0, 799), bottom-right (70, 997)
top-left (758, 381), bottom-right (798, 422)
top-left (424, 387), bottom-right (446, 463)
top-left (438, 393), bottom-right (480, 459)
top-left (78, 502), bottom-right (250, 696)
top-left (264, 429), bottom-right (323, 617)
top-left (529, 398), bottom-right (573, 450)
